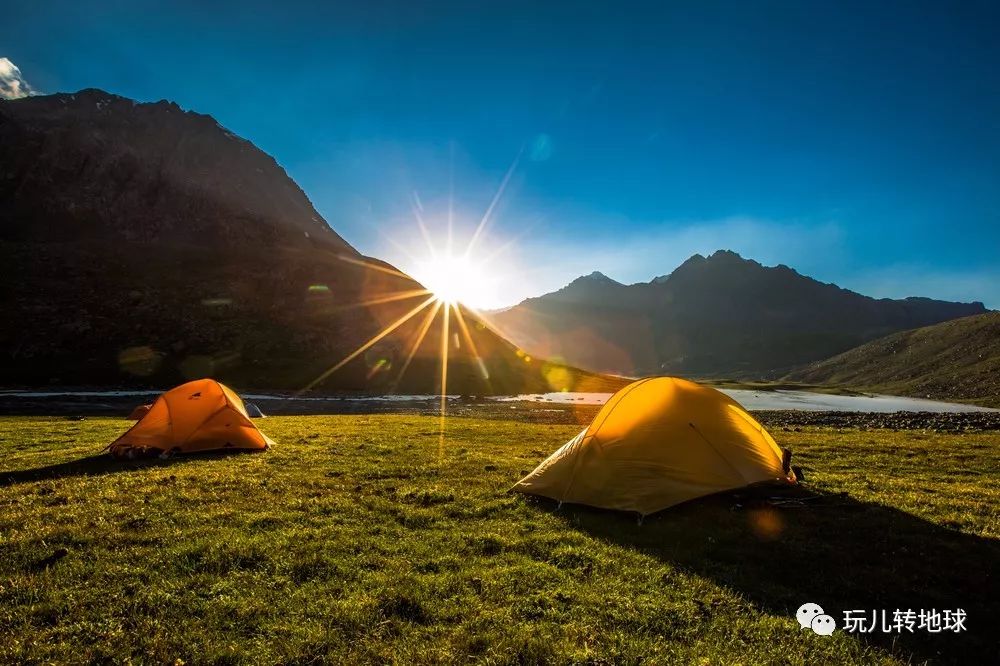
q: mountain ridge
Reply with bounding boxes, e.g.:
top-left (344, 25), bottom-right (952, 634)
top-left (490, 250), bottom-right (987, 377)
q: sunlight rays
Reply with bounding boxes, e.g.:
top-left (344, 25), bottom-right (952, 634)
top-left (463, 302), bottom-right (516, 343)
top-left (414, 253), bottom-right (493, 306)
top-left (297, 150), bottom-right (525, 468)
top-left (453, 304), bottom-right (490, 387)
top-left (411, 196), bottom-right (438, 260)
top-left (334, 253), bottom-right (414, 281)
top-left (330, 287), bottom-right (431, 311)
top-left (438, 302), bottom-right (450, 464)
top-left (297, 294), bottom-right (437, 395)
top-left (393, 298), bottom-right (443, 390)
top-left (464, 150), bottom-right (521, 259)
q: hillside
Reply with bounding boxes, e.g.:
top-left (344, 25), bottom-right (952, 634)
top-left (489, 250), bottom-right (986, 377)
top-left (786, 313), bottom-right (1000, 407)
top-left (0, 89), bottom-right (619, 395)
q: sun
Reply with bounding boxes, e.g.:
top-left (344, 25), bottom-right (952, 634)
top-left (300, 151), bottom-right (525, 465)
top-left (413, 251), bottom-right (494, 307)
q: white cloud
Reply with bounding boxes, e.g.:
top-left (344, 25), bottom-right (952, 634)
top-left (0, 57), bottom-right (37, 100)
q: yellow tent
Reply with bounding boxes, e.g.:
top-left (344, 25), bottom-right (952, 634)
top-left (513, 377), bottom-right (795, 515)
top-left (109, 379), bottom-right (274, 458)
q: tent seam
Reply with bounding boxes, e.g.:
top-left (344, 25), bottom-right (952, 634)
top-left (558, 431), bottom-right (592, 503)
top-left (180, 404), bottom-right (229, 446)
top-left (688, 422), bottom-right (748, 484)
top-left (558, 378), bottom-right (656, 502)
top-left (220, 384), bottom-right (256, 427)
top-left (588, 377), bottom-right (656, 438)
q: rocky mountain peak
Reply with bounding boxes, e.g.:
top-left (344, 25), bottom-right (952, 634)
top-left (582, 271), bottom-right (619, 283)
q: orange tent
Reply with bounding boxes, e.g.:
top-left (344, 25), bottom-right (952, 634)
top-left (513, 377), bottom-right (795, 515)
top-left (109, 379), bottom-right (274, 458)
top-left (127, 403), bottom-right (152, 420)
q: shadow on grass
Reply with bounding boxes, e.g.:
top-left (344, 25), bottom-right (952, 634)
top-left (548, 489), bottom-right (1000, 665)
top-left (0, 450), bottom-right (262, 487)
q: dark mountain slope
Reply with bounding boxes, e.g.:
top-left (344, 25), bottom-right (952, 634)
top-left (490, 250), bottom-right (987, 377)
top-left (0, 90), bottom-right (621, 394)
top-left (0, 88), bottom-right (350, 250)
top-left (785, 313), bottom-right (1000, 407)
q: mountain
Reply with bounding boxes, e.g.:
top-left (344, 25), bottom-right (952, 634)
top-left (0, 88), bottom-right (353, 251)
top-left (489, 250), bottom-right (988, 377)
top-left (785, 313), bottom-right (1000, 407)
top-left (0, 89), bottom-right (622, 394)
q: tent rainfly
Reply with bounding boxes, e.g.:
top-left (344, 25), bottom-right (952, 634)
top-left (109, 379), bottom-right (274, 459)
top-left (513, 377), bottom-right (795, 515)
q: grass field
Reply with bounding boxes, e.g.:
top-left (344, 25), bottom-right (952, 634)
top-left (1, 414), bottom-right (997, 665)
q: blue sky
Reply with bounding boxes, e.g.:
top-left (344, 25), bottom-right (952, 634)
top-left (3, 0), bottom-right (999, 308)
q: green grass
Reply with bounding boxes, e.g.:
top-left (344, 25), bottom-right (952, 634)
top-left (1, 415), bottom-right (997, 665)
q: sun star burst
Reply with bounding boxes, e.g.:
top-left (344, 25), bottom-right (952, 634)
top-left (298, 153), bottom-right (523, 468)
